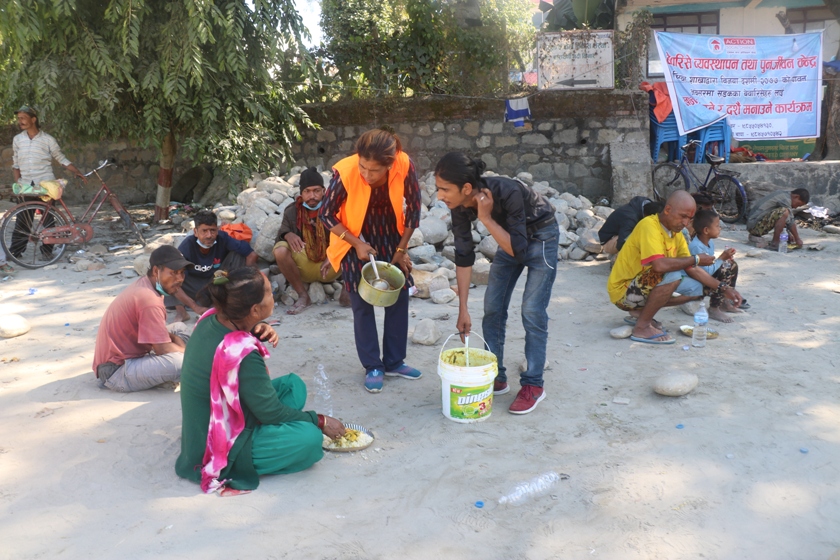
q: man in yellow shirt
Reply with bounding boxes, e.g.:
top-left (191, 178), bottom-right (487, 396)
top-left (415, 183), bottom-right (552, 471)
top-left (607, 191), bottom-right (741, 344)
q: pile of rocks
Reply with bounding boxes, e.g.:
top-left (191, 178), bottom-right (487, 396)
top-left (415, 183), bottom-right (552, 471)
top-left (199, 167), bottom-right (614, 306)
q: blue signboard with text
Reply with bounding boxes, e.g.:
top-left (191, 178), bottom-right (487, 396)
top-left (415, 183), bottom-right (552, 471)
top-left (654, 31), bottom-right (823, 140)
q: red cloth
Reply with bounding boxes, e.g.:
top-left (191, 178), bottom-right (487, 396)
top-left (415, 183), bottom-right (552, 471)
top-left (640, 82), bottom-right (672, 123)
top-left (92, 276), bottom-right (171, 373)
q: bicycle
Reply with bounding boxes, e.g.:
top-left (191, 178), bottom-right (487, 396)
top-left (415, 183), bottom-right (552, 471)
top-left (0, 159), bottom-right (147, 269)
top-left (651, 139), bottom-right (748, 223)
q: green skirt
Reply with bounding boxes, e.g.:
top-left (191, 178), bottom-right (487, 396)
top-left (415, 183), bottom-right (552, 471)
top-left (251, 374), bottom-right (324, 475)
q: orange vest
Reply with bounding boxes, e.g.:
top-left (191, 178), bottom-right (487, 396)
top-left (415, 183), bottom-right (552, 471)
top-left (326, 152), bottom-right (410, 271)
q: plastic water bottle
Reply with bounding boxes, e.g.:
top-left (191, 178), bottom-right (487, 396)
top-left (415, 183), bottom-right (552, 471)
top-left (721, 246), bottom-right (732, 271)
top-left (498, 472), bottom-right (561, 506)
top-left (692, 302), bottom-right (708, 348)
top-left (779, 230), bottom-right (789, 254)
top-left (313, 364), bottom-right (333, 416)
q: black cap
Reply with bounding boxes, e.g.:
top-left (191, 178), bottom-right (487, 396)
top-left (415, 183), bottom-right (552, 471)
top-left (299, 167), bottom-right (324, 189)
top-left (149, 245), bottom-right (193, 270)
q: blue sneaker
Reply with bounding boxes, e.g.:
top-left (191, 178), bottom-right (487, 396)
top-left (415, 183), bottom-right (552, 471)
top-left (385, 363), bottom-right (422, 380)
top-left (364, 369), bottom-right (384, 393)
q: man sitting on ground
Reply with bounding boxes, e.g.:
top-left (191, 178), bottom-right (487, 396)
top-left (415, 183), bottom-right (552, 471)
top-left (168, 209), bottom-right (258, 321)
top-left (598, 196), bottom-right (662, 257)
top-left (273, 167), bottom-right (349, 314)
top-left (607, 191), bottom-right (742, 344)
top-left (677, 209), bottom-right (744, 323)
top-left (747, 188), bottom-right (809, 250)
top-left (93, 246), bottom-right (193, 392)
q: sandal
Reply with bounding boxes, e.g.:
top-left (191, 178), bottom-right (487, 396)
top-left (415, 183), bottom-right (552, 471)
top-left (0, 263), bottom-right (15, 275)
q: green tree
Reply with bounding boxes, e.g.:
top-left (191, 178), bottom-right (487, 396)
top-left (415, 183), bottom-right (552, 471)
top-left (0, 0), bottom-right (314, 220)
top-left (319, 0), bottom-right (535, 97)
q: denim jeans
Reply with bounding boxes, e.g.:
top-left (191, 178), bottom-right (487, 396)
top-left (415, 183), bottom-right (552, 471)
top-left (482, 223), bottom-right (558, 388)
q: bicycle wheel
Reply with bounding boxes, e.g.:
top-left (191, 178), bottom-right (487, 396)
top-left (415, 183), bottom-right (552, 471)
top-left (0, 203), bottom-right (68, 268)
top-left (118, 209), bottom-right (147, 246)
top-left (706, 175), bottom-right (746, 223)
top-left (652, 162), bottom-right (689, 202)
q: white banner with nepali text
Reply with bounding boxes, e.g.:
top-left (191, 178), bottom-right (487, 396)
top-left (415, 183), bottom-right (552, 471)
top-left (654, 31), bottom-right (823, 140)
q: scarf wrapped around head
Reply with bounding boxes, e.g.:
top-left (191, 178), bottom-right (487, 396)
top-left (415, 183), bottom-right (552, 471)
top-left (295, 197), bottom-right (328, 263)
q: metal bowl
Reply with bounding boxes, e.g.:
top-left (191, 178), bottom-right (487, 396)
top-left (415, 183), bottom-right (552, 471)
top-left (359, 261), bottom-right (405, 307)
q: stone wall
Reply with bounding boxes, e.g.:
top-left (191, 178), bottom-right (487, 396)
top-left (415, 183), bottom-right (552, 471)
top-left (0, 125), bottom-right (194, 205)
top-left (293, 91), bottom-right (650, 201)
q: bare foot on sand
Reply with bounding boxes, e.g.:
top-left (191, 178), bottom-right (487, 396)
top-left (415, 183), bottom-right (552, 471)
top-left (708, 306), bottom-right (734, 323)
top-left (719, 301), bottom-right (743, 314)
top-left (286, 295), bottom-right (311, 315)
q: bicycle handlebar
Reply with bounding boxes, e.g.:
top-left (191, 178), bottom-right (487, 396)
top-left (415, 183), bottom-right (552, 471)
top-left (83, 158), bottom-right (116, 177)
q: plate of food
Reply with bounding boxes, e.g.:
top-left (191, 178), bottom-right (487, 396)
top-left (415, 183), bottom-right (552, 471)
top-left (679, 325), bottom-right (719, 339)
top-left (322, 422), bottom-right (375, 452)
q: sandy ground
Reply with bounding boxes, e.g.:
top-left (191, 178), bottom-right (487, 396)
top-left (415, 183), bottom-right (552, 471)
top-left (1, 209), bottom-right (840, 560)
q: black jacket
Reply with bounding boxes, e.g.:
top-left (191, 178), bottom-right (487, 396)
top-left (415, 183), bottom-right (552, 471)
top-left (451, 176), bottom-right (554, 266)
top-left (597, 196), bottom-right (652, 249)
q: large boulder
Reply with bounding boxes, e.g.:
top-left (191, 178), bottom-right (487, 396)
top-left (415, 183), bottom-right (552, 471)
top-left (408, 244), bottom-right (437, 262)
top-left (412, 269), bottom-right (450, 298)
top-left (576, 228), bottom-right (603, 253)
top-left (243, 206), bottom-right (269, 232)
top-left (555, 212), bottom-right (571, 230)
top-left (133, 254), bottom-right (151, 276)
top-left (252, 213), bottom-right (284, 261)
top-left (419, 217), bottom-right (449, 244)
top-left (407, 229), bottom-right (425, 249)
top-left (568, 246), bottom-right (588, 260)
top-left (0, 314), bottom-right (31, 338)
top-left (308, 282), bottom-right (327, 304)
top-left (431, 288), bottom-right (457, 304)
top-left (411, 318), bottom-right (441, 346)
top-left (477, 235), bottom-right (499, 259)
top-left (471, 259), bottom-right (491, 285)
top-left (251, 197), bottom-right (279, 216)
top-left (594, 205), bottom-right (614, 220)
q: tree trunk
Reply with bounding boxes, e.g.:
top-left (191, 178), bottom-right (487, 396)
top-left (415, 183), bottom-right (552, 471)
top-left (154, 131), bottom-right (176, 222)
top-left (823, 70), bottom-right (840, 160)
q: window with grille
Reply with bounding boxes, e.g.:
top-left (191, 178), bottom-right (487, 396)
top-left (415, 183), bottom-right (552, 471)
top-left (648, 12), bottom-right (720, 77)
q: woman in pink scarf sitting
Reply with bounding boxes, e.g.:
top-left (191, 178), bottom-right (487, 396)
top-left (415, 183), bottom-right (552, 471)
top-left (176, 267), bottom-right (345, 494)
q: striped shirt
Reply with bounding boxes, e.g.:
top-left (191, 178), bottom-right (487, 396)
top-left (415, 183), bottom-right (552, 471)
top-left (12, 130), bottom-right (72, 186)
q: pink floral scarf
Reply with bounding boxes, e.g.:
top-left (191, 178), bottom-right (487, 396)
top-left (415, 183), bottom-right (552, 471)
top-left (195, 309), bottom-right (270, 495)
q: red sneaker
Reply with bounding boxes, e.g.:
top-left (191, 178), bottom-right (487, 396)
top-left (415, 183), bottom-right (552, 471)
top-left (508, 385), bottom-right (545, 415)
top-left (494, 379), bottom-right (510, 395)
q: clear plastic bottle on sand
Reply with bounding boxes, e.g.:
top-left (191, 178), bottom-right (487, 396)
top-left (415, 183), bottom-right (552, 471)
top-left (498, 472), bottom-right (561, 506)
top-left (313, 364), bottom-right (333, 417)
top-left (692, 302), bottom-right (708, 348)
top-left (779, 230), bottom-right (789, 254)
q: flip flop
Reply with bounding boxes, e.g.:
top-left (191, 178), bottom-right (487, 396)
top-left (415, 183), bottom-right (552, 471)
top-left (624, 316), bottom-right (666, 330)
top-left (630, 330), bottom-right (676, 345)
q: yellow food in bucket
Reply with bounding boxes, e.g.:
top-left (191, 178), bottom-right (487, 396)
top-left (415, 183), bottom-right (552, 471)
top-left (441, 348), bottom-right (496, 367)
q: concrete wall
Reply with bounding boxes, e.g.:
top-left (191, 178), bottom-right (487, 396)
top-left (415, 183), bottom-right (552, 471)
top-left (292, 91), bottom-right (650, 201)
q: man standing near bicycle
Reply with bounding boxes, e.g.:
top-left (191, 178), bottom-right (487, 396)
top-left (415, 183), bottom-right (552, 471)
top-left (8, 105), bottom-right (85, 268)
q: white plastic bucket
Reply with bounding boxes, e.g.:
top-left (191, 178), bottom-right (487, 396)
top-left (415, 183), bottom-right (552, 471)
top-left (437, 333), bottom-right (498, 423)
